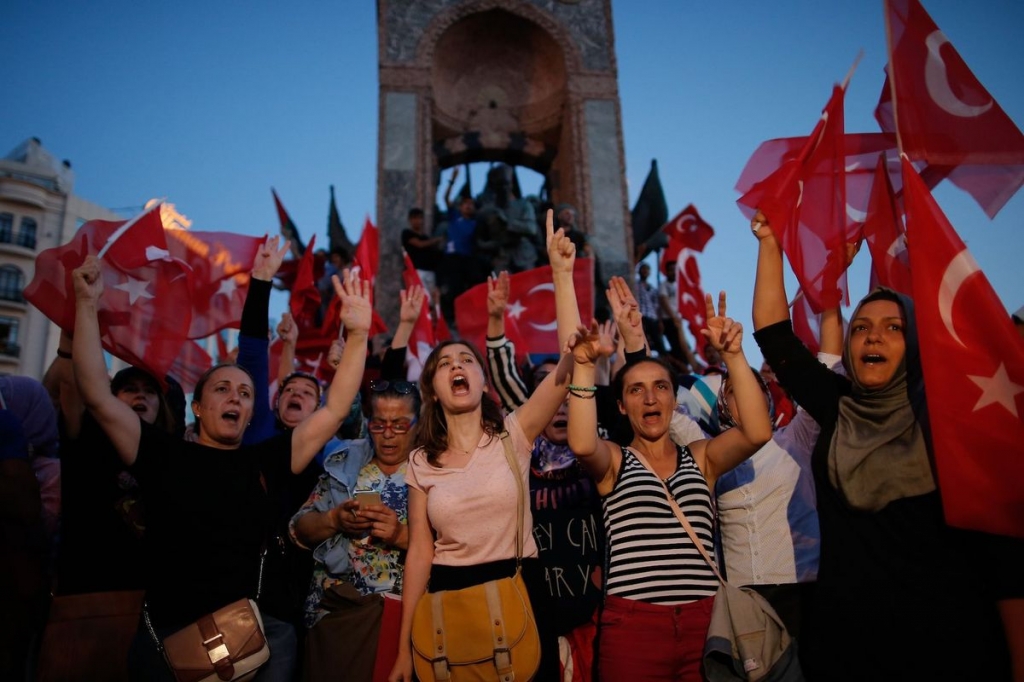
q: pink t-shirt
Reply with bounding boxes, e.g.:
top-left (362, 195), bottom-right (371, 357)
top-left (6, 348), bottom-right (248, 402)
top-left (407, 412), bottom-right (538, 566)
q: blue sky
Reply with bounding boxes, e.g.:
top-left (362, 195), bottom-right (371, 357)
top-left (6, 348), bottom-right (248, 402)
top-left (4, 0), bottom-right (1023, 363)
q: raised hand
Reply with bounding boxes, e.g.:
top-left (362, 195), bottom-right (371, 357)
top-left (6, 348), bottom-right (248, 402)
top-left (750, 210), bottom-right (776, 242)
top-left (567, 322), bottom-right (615, 366)
top-left (399, 285), bottom-right (425, 325)
top-left (606, 276), bottom-right (644, 351)
top-left (252, 234), bottom-right (291, 281)
top-left (701, 291), bottom-right (743, 357)
top-left (597, 319), bottom-right (618, 356)
top-left (332, 269), bottom-right (373, 335)
top-left (72, 255), bottom-right (104, 304)
top-left (276, 312), bottom-right (298, 346)
top-left (486, 271), bottom-right (511, 319)
top-left (546, 209), bottom-right (576, 274)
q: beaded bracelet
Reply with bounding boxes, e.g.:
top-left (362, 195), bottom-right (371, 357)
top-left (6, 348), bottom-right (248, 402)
top-left (567, 384), bottom-right (597, 393)
top-left (568, 384), bottom-right (598, 399)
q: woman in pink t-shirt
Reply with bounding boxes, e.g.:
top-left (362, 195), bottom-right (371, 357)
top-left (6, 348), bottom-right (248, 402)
top-left (390, 213), bottom-right (581, 682)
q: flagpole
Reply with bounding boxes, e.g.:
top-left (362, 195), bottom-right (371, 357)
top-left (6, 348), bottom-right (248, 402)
top-left (841, 49), bottom-right (864, 91)
top-left (96, 203), bottom-right (160, 259)
top-left (882, 0), bottom-right (905, 155)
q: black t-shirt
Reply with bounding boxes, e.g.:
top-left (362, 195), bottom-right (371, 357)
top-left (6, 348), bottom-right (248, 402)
top-left (401, 228), bottom-right (442, 272)
top-left (132, 423), bottom-right (292, 629)
top-left (57, 413), bottom-right (147, 594)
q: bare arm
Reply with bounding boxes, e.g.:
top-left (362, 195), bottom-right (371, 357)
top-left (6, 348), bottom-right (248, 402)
top-left (607, 276), bottom-right (647, 355)
top-left (276, 312), bottom-right (298, 381)
top-left (389, 486), bottom-right (434, 682)
top-left (565, 326), bottom-right (620, 493)
top-left (751, 212), bottom-right (791, 331)
top-left (45, 330), bottom-right (85, 438)
top-left (391, 285), bottom-right (425, 351)
top-left (443, 167), bottom-right (459, 208)
top-left (692, 292), bottom-right (772, 487)
top-left (290, 270), bottom-right (370, 473)
top-left (70, 257), bottom-right (140, 465)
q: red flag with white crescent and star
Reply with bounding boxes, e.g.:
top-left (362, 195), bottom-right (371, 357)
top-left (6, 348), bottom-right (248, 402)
top-left (673, 251), bottom-right (711, 362)
top-left (879, 0), bottom-right (1024, 218)
top-left (660, 204), bottom-right (714, 275)
top-left (24, 205), bottom-right (194, 384)
top-left (862, 154), bottom-right (913, 296)
top-left (902, 155), bottom-right (1024, 538)
top-left (288, 233), bottom-right (321, 327)
top-left (163, 228), bottom-right (263, 339)
top-left (454, 259), bottom-right (594, 357)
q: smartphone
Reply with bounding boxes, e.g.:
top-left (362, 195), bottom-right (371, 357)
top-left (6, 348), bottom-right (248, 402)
top-left (354, 490), bottom-right (382, 508)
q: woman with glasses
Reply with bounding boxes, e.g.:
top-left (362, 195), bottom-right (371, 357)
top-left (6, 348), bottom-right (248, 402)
top-left (290, 368), bottom-right (422, 680)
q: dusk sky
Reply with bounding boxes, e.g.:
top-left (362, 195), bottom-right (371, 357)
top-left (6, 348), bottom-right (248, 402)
top-left (5, 0), bottom-right (1023, 362)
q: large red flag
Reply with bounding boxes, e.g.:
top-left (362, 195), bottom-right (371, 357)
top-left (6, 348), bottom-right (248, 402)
top-left (902, 156), bottom-right (1024, 538)
top-left (789, 289), bottom-right (821, 356)
top-left (738, 85), bottom-right (850, 313)
top-left (660, 204), bottom-right (714, 275)
top-left (24, 206), bottom-right (193, 383)
top-left (673, 251), bottom-right (710, 362)
top-left (163, 228), bottom-right (263, 339)
top-left (454, 259), bottom-right (594, 357)
top-left (288, 233), bottom-right (321, 326)
top-left (352, 216), bottom-right (387, 338)
top-left (862, 154), bottom-right (913, 296)
top-left (880, 0), bottom-right (1024, 218)
top-left (167, 340), bottom-right (214, 396)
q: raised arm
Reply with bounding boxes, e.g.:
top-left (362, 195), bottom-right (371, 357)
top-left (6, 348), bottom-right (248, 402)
top-left (485, 271), bottom-right (529, 412)
top-left (443, 167), bottom-right (459, 208)
top-left (391, 285), bottom-right (424, 351)
top-left (751, 211), bottom-right (791, 331)
top-left (691, 292), bottom-right (772, 487)
top-left (70, 257), bottom-right (140, 465)
top-left (45, 330), bottom-right (85, 439)
top-left (566, 324), bottom-right (619, 492)
top-left (290, 270), bottom-right (370, 473)
top-left (275, 312), bottom-right (298, 381)
top-left (514, 215), bottom-right (578, 440)
top-left (607, 276), bottom-right (647, 357)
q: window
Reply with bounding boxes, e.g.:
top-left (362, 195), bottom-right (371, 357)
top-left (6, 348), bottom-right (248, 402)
top-left (0, 213), bottom-right (12, 243)
top-left (0, 316), bottom-right (18, 357)
top-left (16, 217), bottom-right (37, 249)
top-left (0, 266), bottom-right (24, 302)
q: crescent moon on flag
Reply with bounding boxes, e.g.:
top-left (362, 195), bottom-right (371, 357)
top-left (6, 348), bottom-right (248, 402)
top-left (526, 282), bottom-right (558, 331)
top-left (937, 248), bottom-right (981, 348)
top-left (679, 252), bottom-right (700, 288)
top-left (846, 203), bottom-right (867, 223)
top-left (924, 31), bottom-right (993, 118)
top-left (675, 214), bottom-right (697, 234)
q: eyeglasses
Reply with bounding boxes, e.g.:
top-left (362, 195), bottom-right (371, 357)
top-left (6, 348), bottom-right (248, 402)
top-left (369, 379), bottom-right (418, 395)
top-left (367, 418), bottom-right (417, 434)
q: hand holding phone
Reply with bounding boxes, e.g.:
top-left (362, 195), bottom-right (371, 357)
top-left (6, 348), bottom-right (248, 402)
top-left (354, 489), bottom-right (382, 508)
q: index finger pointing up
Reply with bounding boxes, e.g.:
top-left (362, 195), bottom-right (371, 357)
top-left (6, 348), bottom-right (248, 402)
top-left (545, 208), bottom-right (554, 243)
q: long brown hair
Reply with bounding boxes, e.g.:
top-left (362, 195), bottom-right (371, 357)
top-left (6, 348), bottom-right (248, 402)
top-left (416, 340), bottom-right (505, 465)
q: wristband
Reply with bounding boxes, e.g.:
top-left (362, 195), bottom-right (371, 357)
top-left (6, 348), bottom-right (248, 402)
top-left (567, 384), bottom-right (597, 393)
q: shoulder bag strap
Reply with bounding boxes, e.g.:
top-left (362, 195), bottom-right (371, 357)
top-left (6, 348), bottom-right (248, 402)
top-left (499, 430), bottom-right (525, 567)
top-left (628, 447), bottom-right (725, 585)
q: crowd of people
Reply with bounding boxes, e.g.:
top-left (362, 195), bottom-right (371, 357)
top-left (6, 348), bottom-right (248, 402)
top-left (2, 204), bottom-right (1022, 682)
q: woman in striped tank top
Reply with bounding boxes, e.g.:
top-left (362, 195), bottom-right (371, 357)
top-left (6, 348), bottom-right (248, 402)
top-left (567, 291), bottom-right (772, 681)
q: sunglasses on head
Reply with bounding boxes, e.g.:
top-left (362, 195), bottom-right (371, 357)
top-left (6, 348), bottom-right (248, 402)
top-left (369, 379), bottom-right (418, 395)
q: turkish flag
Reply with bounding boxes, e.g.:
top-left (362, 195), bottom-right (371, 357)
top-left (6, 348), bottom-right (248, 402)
top-left (879, 0), bottom-right (1024, 218)
top-left (352, 217), bottom-right (388, 339)
top-left (402, 252), bottom-right (437, 381)
top-left (862, 154), bottom-right (913, 296)
top-left (434, 304), bottom-right (453, 343)
top-left (737, 85), bottom-right (850, 313)
top-left (288, 233), bottom-right (321, 326)
top-left (163, 228), bottom-right (263, 339)
top-left (167, 340), bottom-right (213, 396)
top-left (789, 289), bottom-right (821, 356)
top-left (454, 259), bottom-right (594, 357)
top-left (902, 156), bottom-right (1024, 538)
top-left (737, 132), bottom-right (900, 240)
top-left (660, 204), bottom-right (714, 275)
top-left (674, 251), bottom-right (710, 362)
top-left (24, 206), bottom-right (194, 384)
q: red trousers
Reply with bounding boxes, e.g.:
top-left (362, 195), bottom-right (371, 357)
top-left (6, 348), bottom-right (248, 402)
top-left (598, 593), bottom-right (714, 681)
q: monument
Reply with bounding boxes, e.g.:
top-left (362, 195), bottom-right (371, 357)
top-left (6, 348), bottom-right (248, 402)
top-left (375, 0), bottom-right (633, 327)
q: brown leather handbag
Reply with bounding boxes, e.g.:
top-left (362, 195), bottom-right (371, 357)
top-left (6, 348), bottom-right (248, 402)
top-left (411, 432), bottom-right (541, 682)
top-left (157, 598), bottom-right (270, 682)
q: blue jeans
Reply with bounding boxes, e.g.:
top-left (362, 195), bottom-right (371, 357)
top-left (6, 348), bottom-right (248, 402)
top-left (128, 611), bottom-right (297, 681)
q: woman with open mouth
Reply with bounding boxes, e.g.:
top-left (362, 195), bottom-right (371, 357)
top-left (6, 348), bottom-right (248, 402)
top-left (749, 211), bottom-right (1020, 681)
top-left (389, 212), bottom-right (582, 682)
top-left (70, 240), bottom-right (374, 682)
top-left (566, 290), bottom-right (771, 681)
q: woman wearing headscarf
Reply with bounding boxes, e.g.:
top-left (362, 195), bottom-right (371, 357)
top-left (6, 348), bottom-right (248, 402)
top-left (750, 211), bottom-right (1019, 681)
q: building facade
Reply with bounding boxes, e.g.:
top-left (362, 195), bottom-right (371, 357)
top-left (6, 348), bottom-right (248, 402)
top-left (0, 137), bottom-right (122, 381)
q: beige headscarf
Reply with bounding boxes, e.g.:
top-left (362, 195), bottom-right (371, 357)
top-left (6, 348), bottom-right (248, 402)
top-left (828, 288), bottom-right (935, 511)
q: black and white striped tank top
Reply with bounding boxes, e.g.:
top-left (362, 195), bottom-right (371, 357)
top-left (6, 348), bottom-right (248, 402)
top-left (603, 446), bottom-right (718, 604)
